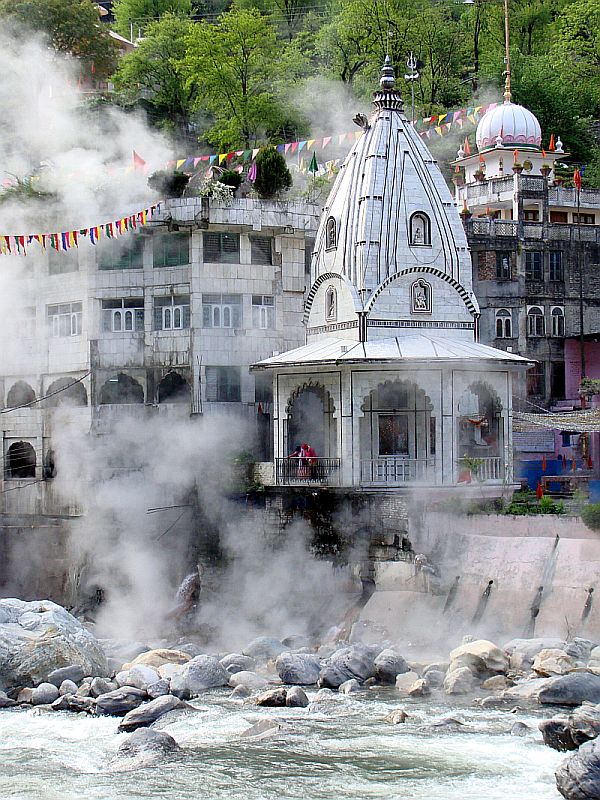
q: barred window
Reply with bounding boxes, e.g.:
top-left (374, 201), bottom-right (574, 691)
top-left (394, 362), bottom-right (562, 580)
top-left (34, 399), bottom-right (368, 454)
top-left (527, 363), bottom-right (545, 396)
top-left (202, 294), bottom-right (241, 328)
top-left (205, 366), bottom-right (241, 402)
top-left (525, 251), bottom-right (543, 281)
top-left (102, 299), bottom-right (144, 332)
top-left (527, 306), bottom-right (545, 337)
top-left (98, 236), bottom-right (144, 270)
top-left (153, 232), bottom-right (190, 268)
top-left (250, 236), bottom-right (273, 265)
top-left (549, 251), bottom-right (564, 282)
top-left (153, 295), bottom-right (190, 330)
top-left (252, 295), bottom-right (274, 329)
top-left (496, 251), bottom-right (511, 280)
top-left (202, 232), bottom-right (240, 263)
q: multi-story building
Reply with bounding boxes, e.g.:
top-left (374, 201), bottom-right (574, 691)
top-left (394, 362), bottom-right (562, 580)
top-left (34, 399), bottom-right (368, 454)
top-left (0, 197), bottom-right (319, 519)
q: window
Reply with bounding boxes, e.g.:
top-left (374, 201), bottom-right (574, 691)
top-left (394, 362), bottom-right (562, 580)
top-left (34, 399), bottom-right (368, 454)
top-left (524, 209), bottom-right (539, 221)
top-left (203, 232), bottom-right (240, 263)
top-left (205, 366), bottom-right (241, 402)
top-left (525, 251), bottom-right (543, 281)
top-left (202, 294), bottom-right (241, 328)
top-left (550, 210), bottom-right (568, 224)
top-left (98, 236), bottom-right (144, 270)
top-left (153, 232), bottom-right (190, 268)
top-left (250, 236), bottom-right (273, 265)
top-left (326, 217), bottom-right (337, 249)
top-left (527, 363), bottom-right (546, 396)
top-left (550, 251), bottom-right (564, 282)
top-left (325, 286), bottom-right (337, 321)
top-left (304, 237), bottom-right (315, 276)
top-left (552, 362), bottom-right (566, 399)
top-left (102, 299), bottom-right (144, 332)
top-left (527, 306), bottom-right (545, 337)
top-left (574, 213), bottom-right (595, 225)
top-left (495, 308), bottom-right (512, 338)
top-left (551, 306), bottom-right (565, 337)
top-left (410, 212), bottom-right (431, 246)
top-left (5, 441), bottom-right (36, 478)
top-left (49, 249), bottom-right (78, 275)
top-left (48, 302), bottom-right (82, 337)
top-left (378, 414), bottom-right (409, 455)
top-left (153, 295), bottom-right (190, 330)
top-left (252, 295), bottom-right (274, 329)
top-left (496, 251), bottom-right (511, 280)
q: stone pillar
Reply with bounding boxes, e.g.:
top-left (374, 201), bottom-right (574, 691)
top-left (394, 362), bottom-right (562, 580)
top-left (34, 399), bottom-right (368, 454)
top-left (441, 368), bottom-right (456, 485)
top-left (340, 370), bottom-right (354, 486)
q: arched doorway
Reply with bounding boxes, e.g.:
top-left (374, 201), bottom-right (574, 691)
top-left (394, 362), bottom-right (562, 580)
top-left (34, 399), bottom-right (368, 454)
top-left (6, 381), bottom-right (35, 408)
top-left (360, 379), bottom-right (435, 484)
top-left (285, 383), bottom-right (336, 459)
top-left (45, 377), bottom-right (88, 407)
top-left (158, 371), bottom-right (189, 404)
top-left (457, 382), bottom-right (504, 481)
top-left (6, 441), bottom-right (36, 478)
top-left (99, 373), bottom-right (144, 405)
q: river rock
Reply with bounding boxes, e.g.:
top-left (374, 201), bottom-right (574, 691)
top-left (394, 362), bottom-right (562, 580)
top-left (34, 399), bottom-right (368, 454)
top-left (116, 728), bottom-right (181, 764)
top-left (0, 690), bottom-right (16, 708)
top-left (424, 670), bottom-right (445, 689)
top-left (282, 635), bottom-right (313, 651)
top-left (556, 738), bottom-right (600, 799)
top-left (408, 679), bottom-right (430, 697)
top-left (448, 640), bottom-right (508, 675)
top-left (503, 677), bottom-right (551, 702)
top-left (90, 677), bottom-right (116, 697)
top-left (339, 679), bottom-right (361, 694)
top-left (385, 709), bottom-right (409, 724)
top-left (47, 665), bottom-right (85, 687)
top-left (286, 686), bottom-right (309, 707)
top-left (540, 718), bottom-right (578, 752)
top-left (122, 649), bottom-right (190, 671)
top-left (482, 675), bottom-right (509, 691)
top-left (256, 688), bottom-right (287, 707)
top-left (504, 638), bottom-right (566, 672)
top-left (220, 654), bottom-right (257, 674)
top-left (95, 686), bottom-right (147, 716)
top-left (540, 674), bottom-right (600, 707)
top-left (566, 640), bottom-right (596, 663)
top-left (318, 644), bottom-right (378, 689)
top-left (0, 599), bottom-right (108, 688)
top-left (511, 722), bottom-right (531, 737)
top-left (243, 637), bottom-right (288, 662)
top-left (116, 666), bottom-right (160, 691)
top-left (374, 649), bottom-right (409, 684)
top-left (76, 681), bottom-right (92, 697)
top-left (228, 671), bottom-right (268, 691)
top-left (59, 679), bottom-right (79, 696)
top-left (157, 663), bottom-right (184, 681)
top-left (169, 655), bottom-right (228, 698)
top-left (444, 666), bottom-right (479, 695)
top-left (395, 671), bottom-right (420, 692)
top-left (51, 694), bottom-right (95, 713)
top-left (147, 680), bottom-right (170, 699)
top-left (240, 717), bottom-right (285, 739)
top-left (276, 653), bottom-right (321, 685)
top-left (569, 704), bottom-right (600, 747)
top-left (17, 687), bottom-right (33, 703)
top-left (118, 695), bottom-right (185, 732)
top-left (424, 662), bottom-right (449, 676)
top-left (230, 684), bottom-right (252, 700)
top-left (534, 649), bottom-right (577, 677)
top-left (31, 683), bottom-right (59, 705)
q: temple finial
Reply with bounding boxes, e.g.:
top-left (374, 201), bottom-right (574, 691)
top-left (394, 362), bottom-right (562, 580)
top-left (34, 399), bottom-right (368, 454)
top-left (380, 55), bottom-right (395, 90)
top-left (503, 0), bottom-right (512, 102)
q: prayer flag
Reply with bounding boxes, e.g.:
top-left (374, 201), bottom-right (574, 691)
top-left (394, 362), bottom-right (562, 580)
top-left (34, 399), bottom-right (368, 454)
top-left (133, 150), bottom-right (147, 171)
top-left (247, 161), bottom-right (257, 182)
top-left (548, 133), bottom-right (555, 151)
top-left (308, 152), bottom-right (318, 175)
top-left (573, 168), bottom-right (582, 192)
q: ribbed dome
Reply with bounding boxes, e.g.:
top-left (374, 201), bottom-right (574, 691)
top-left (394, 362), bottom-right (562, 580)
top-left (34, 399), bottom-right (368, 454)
top-left (476, 101), bottom-right (542, 150)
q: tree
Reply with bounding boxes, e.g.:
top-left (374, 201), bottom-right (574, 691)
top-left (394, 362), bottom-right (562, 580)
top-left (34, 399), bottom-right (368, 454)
top-left (552, 0), bottom-right (600, 104)
top-left (112, 0), bottom-right (192, 38)
top-left (113, 15), bottom-right (197, 136)
top-left (0, 0), bottom-right (117, 79)
top-left (253, 147), bottom-right (292, 198)
top-left (183, 6), bottom-right (296, 148)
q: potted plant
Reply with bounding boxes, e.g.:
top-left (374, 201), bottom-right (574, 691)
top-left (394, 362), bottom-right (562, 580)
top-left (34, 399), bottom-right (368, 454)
top-left (523, 159), bottom-right (533, 172)
top-left (148, 170), bottom-right (190, 198)
top-left (474, 168), bottom-right (486, 182)
top-left (540, 163), bottom-right (552, 178)
top-left (512, 162), bottom-right (523, 174)
top-left (580, 378), bottom-right (600, 408)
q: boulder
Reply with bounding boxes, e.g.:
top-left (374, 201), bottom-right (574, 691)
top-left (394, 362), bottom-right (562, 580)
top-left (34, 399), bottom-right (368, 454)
top-left (243, 637), bottom-right (288, 662)
top-left (318, 644), bottom-right (378, 689)
top-left (443, 666), bottom-right (478, 695)
top-left (511, 722), bottom-right (531, 737)
top-left (147, 680), bottom-right (170, 699)
top-left (59, 680), bottom-right (79, 696)
top-left (0, 690), bottom-right (16, 708)
top-left (240, 717), bottom-right (285, 739)
top-left (423, 662), bottom-right (449, 676)
top-left (95, 686), bottom-right (147, 716)
top-left (570, 704), bottom-right (600, 747)
top-left (47, 665), bottom-right (85, 687)
top-left (482, 675), bottom-right (509, 691)
top-left (157, 663), bottom-right (184, 681)
top-left (256, 688), bottom-right (288, 707)
top-left (220, 654), bottom-right (257, 674)
top-left (533, 649), bottom-right (577, 677)
top-left (556, 738), bottom-right (600, 799)
top-left (540, 717), bottom-right (578, 752)
top-left (116, 728), bottom-right (181, 760)
top-left (0, 599), bottom-right (108, 687)
top-left (385, 709), bottom-right (409, 724)
top-left (76, 681), bottom-right (92, 697)
top-left (228, 671), bottom-right (268, 691)
top-left (118, 695), bottom-right (185, 732)
top-left (17, 687), bottom-right (33, 703)
top-left (169, 655), bottom-right (228, 699)
top-left (539, 674), bottom-right (600, 707)
top-left (374, 649), bottom-right (409, 684)
top-left (395, 671), bottom-right (420, 692)
top-left (276, 653), bottom-right (321, 686)
top-left (286, 686), bottom-right (309, 707)
top-left (448, 640), bottom-right (508, 675)
top-left (31, 683), bottom-right (59, 705)
top-left (230, 685), bottom-right (252, 700)
top-left (282, 635), bottom-right (313, 651)
top-left (51, 694), bottom-right (95, 713)
top-left (503, 677), bottom-right (551, 702)
top-left (566, 640), bottom-right (596, 663)
top-left (504, 638), bottom-right (566, 672)
top-left (90, 677), bottom-right (116, 697)
top-left (408, 679), bottom-right (430, 697)
top-left (339, 679), bottom-right (361, 694)
top-left (115, 666), bottom-right (160, 691)
top-left (122, 649), bottom-right (190, 671)
top-left (424, 670), bottom-right (445, 689)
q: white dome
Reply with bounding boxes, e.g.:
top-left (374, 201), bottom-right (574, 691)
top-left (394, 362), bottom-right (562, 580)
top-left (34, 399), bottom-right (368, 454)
top-left (476, 101), bottom-right (542, 151)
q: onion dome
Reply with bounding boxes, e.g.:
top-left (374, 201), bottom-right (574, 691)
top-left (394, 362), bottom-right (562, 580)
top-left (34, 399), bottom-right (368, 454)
top-left (476, 101), bottom-right (542, 151)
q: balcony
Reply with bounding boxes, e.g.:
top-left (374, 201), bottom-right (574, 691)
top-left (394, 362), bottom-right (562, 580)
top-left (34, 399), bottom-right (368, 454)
top-left (360, 457), bottom-right (436, 486)
top-left (274, 457), bottom-right (341, 486)
top-left (549, 186), bottom-right (600, 207)
top-left (471, 457), bottom-right (505, 482)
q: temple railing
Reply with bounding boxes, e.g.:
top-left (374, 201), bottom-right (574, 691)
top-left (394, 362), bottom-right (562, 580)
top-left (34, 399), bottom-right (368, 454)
top-left (360, 457), bottom-right (436, 486)
top-left (275, 457), bottom-right (340, 486)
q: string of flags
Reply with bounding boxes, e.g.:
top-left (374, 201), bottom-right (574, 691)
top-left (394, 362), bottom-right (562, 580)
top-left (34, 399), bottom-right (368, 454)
top-left (0, 204), bottom-right (161, 257)
top-left (167, 102), bottom-right (499, 173)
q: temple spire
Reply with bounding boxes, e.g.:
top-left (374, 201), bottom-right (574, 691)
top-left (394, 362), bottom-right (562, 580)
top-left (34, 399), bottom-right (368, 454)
top-left (373, 55), bottom-right (404, 112)
top-left (503, 0), bottom-right (512, 102)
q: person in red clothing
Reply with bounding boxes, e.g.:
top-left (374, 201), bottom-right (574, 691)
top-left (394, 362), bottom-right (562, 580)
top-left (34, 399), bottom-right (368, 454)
top-left (302, 442), bottom-right (318, 479)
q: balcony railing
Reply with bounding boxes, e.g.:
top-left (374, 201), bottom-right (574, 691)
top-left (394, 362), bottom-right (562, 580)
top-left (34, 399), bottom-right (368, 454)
top-left (472, 457), bottom-right (505, 482)
top-left (275, 457), bottom-right (340, 486)
top-left (361, 457), bottom-right (436, 486)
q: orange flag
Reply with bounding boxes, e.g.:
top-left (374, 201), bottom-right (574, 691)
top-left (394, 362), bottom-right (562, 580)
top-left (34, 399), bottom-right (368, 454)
top-left (536, 482), bottom-right (543, 500)
top-left (549, 133), bottom-right (555, 151)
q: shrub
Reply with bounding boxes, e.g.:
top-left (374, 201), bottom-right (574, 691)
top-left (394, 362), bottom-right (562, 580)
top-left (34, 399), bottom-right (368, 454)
top-left (217, 170), bottom-right (243, 191)
top-left (582, 502), bottom-right (600, 530)
top-left (148, 170), bottom-right (189, 198)
top-left (253, 148), bottom-right (292, 199)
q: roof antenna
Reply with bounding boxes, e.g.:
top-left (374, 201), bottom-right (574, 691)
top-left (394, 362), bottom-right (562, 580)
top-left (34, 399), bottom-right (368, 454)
top-left (503, 0), bottom-right (512, 103)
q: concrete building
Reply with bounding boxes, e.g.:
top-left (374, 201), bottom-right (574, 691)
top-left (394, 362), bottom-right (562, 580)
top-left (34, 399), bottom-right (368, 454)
top-left (254, 58), bottom-right (528, 491)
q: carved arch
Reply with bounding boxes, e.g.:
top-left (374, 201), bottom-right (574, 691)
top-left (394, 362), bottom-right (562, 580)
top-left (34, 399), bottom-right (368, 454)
top-left (303, 272), bottom-right (361, 324)
top-left (364, 266), bottom-right (478, 316)
top-left (285, 381), bottom-right (336, 416)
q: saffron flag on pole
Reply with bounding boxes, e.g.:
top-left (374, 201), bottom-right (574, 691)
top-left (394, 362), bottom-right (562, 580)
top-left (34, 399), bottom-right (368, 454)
top-left (573, 168), bottom-right (582, 192)
top-left (133, 150), bottom-right (147, 171)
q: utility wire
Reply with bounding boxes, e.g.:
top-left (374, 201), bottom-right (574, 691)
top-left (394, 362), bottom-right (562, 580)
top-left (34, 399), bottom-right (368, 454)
top-left (0, 371), bottom-right (91, 414)
top-left (155, 509), bottom-right (188, 541)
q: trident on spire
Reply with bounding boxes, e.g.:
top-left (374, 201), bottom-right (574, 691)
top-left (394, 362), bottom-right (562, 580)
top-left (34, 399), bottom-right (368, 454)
top-left (503, 0), bottom-right (512, 102)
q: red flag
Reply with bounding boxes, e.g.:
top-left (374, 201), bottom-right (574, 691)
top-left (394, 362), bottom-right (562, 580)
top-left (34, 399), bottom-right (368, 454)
top-left (536, 482), bottom-right (543, 500)
top-left (572, 457), bottom-right (577, 473)
top-left (464, 136), bottom-right (471, 155)
top-left (542, 455), bottom-right (547, 472)
top-left (562, 454), bottom-right (567, 471)
top-left (133, 150), bottom-right (146, 171)
top-left (513, 149), bottom-right (519, 163)
top-left (573, 168), bottom-right (582, 192)
top-left (549, 133), bottom-right (555, 151)
top-left (479, 153), bottom-right (485, 165)
top-left (588, 455), bottom-right (593, 470)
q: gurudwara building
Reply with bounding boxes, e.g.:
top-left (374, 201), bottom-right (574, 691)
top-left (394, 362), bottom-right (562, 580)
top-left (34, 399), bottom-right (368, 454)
top-left (254, 59), bottom-right (530, 490)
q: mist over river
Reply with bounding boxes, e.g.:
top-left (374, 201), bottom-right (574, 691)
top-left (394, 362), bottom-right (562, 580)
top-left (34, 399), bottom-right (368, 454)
top-left (0, 690), bottom-right (562, 800)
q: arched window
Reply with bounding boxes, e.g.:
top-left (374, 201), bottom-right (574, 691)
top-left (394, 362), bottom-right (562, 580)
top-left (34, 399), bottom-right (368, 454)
top-left (551, 306), bottom-right (565, 337)
top-left (6, 381), bottom-right (36, 409)
top-left (410, 212), bottom-right (431, 246)
top-left (495, 308), bottom-right (512, 339)
top-left (527, 306), bottom-right (545, 337)
top-left (6, 441), bottom-right (36, 478)
top-left (99, 373), bottom-right (144, 405)
top-left (325, 286), bottom-right (337, 321)
top-left (326, 217), bottom-right (337, 249)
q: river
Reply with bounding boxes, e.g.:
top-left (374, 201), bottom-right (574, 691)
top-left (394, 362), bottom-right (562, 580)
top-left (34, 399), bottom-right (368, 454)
top-left (0, 689), bottom-right (563, 799)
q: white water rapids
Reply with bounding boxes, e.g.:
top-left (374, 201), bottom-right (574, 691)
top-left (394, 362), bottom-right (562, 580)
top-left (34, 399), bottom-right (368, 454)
top-left (0, 690), bottom-right (563, 799)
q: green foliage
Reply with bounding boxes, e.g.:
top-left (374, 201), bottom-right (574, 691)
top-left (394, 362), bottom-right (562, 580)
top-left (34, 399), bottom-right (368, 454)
top-left (580, 378), bottom-right (600, 397)
top-left (581, 502), bottom-right (600, 531)
top-left (0, 176), bottom-right (55, 206)
top-left (505, 489), bottom-right (565, 516)
top-left (217, 170), bottom-right (243, 190)
top-left (253, 148), bottom-right (292, 198)
top-left (148, 170), bottom-right (190, 197)
top-left (112, 0), bottom-right (192, 38)
top-left (0, 0), bottom-right (117, 79)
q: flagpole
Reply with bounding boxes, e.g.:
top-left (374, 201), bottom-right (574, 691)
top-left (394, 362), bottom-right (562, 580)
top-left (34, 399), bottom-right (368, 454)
top-left (577, 169), bottom-right (586, 382)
